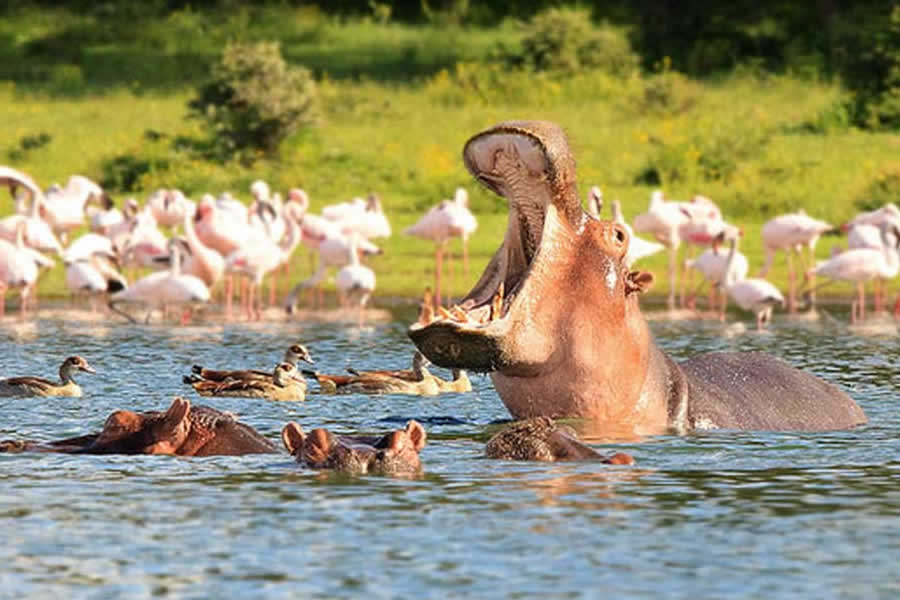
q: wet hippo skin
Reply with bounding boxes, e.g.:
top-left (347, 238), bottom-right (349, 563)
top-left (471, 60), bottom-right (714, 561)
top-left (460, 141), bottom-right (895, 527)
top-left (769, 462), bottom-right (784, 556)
top-left (485, 417), bottom-right (635, 464)
top-left (0, 397), bottom-right (278, 456)
top-left (281, 420), bottom-right (426, 475)
top-left (409, 120), bottom-right (866, 435)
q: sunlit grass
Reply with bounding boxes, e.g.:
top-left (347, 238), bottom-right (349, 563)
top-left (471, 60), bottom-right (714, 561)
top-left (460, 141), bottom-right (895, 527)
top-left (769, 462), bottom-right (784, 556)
top-left (2, 9), bottom-right (898, 308)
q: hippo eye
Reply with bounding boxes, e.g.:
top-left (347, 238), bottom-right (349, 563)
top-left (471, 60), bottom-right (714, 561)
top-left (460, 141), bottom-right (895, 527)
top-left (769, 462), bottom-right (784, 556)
top-left (612, 224), bottom-right (627, 245)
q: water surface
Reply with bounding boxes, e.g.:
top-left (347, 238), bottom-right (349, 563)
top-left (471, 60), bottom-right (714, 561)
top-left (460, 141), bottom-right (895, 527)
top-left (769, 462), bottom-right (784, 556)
top-left (0, 309), bottom-right (897, 599)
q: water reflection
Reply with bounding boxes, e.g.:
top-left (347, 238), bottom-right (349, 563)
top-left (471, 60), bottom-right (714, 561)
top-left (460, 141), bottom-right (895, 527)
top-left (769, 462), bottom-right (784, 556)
top-left (0, 309), bottom-right (897, 598)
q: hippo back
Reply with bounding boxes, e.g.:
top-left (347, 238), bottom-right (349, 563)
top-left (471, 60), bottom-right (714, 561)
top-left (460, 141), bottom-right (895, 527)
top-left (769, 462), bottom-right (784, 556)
top-left (679, 352), bottom-right (867, 431)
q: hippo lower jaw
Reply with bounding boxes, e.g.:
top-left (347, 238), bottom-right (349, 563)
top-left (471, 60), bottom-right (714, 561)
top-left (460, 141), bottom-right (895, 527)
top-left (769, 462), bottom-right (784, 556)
top-left (409, 202), bottom-right (572, 374)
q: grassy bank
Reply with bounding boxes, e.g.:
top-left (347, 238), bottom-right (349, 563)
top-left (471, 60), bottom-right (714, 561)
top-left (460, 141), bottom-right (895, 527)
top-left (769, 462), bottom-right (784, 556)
top-left (2, 6), bottom-right (899, 307)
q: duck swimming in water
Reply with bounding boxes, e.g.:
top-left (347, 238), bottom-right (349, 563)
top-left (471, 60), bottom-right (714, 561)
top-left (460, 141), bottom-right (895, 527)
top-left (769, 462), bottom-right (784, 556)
top-left (188, 343), bottom-right (314, 385)
top-left (184, 362), bottom-right (307, 401)
top-left (304, 351), bottom-right (442, 396)
top-left (0, 355), bottom-right (96, 397)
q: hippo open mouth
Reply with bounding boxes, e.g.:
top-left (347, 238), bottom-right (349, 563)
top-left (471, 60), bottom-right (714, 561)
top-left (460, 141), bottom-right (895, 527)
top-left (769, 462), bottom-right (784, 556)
top-left (409, 121), bottom-right (587, 372)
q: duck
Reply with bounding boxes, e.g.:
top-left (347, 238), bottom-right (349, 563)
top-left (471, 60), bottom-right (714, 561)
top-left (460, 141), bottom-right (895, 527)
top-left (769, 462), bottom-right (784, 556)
top-left (346, 356), bottom-right (472, 394)
top-left (189, 343), bottom-right (314, 385)
top-left (304, 351), bottom-right (440, 396)
top-left (435, 369), bottom-right (472, 393)
top-left (183, 362), bottom-right (307, 401)
top-left (0, 355), bottom-right (96, 397)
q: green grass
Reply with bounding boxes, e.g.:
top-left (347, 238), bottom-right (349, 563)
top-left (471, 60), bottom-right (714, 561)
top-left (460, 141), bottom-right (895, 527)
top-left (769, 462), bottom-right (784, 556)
top-left (2, 6), bottom-right (899, 309)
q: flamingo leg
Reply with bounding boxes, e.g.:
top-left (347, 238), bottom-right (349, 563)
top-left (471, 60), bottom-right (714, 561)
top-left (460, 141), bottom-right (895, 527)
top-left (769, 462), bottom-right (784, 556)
top-left (435, 242), bottom-right (444, 309)
top-left (719, 287), bottom-right (728, 322)
top-left (786, 250), bottom-right (795, 313)
top-left (224, 275), bottom-right (234, 320)
top-left (269, 271), bottom-right (277, 307)
top-left (667, 245), bottom-right (677, 310)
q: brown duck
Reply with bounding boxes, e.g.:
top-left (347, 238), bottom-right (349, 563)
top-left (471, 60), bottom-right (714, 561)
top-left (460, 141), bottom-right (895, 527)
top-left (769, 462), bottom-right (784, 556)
top-left (184, 362), bottom-right (307, 401)
top-left (188, 343), bottom-right (314, 385)
top-left (304, 351), bottom-right (440, 396)
top-left (0, 356), bottom-right (96, 398)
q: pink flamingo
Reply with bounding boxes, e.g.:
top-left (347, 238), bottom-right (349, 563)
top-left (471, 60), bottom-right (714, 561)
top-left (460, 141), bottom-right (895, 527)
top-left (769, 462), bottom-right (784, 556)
top-left (148, 188), bottom-right (195, 229)
top-left (632, 190), bottom-right (691, 309)
top-left (404, 188), bottom-right (477, 307)
top-left (0, 221), bottom-right (53, 318)
top-left (0, 166), bottom-right (43, 212)
top-left (720, 233), bottom-right (785, 331)
top-left (760, 211), bottom-right (833, 312)
top-left (336, 234), bottom-right (377, 325)
top-left (811, 226), bottom-right (900, 323)
top-left (193, 194), bottom-right (246, 319)
top-left (225, 214), bottom-right (301, 320)
top-left (324, 193), bottom-right (392, 240)
top-left (38, 175), bottom-right (103, 242)
top-left (0, 182), bottom-right (63, 256)
top-left (109, 239), bottom-right (210, 324)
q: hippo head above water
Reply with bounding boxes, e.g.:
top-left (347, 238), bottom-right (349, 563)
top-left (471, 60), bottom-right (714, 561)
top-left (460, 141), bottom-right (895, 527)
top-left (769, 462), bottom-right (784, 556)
top-left (0, 397), bottom-right (279, 456)
top-left (409, 120), bottom-right (866, 435)
top-left (485, 417), bottom-right (635, 464)
top-left (281, 420), bottom-right (427, 476)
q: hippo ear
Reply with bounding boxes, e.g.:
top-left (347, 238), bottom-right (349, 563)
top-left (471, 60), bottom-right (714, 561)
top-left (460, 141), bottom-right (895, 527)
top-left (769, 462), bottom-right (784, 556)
top-left (625, 270), bottom-right (654, 295)
top-left (281, 422), bottom-right (306, 455)
top-left (304, 429), bottom-right (333, 465)
top-left (405, 420), bottom-right (427, 452)
top-left (161, 396), bottom-right (191, 434)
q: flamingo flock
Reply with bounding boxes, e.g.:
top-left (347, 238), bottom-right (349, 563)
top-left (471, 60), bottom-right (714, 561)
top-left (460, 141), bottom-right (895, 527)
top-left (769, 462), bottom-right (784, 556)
top-left (2, 161), bottom-right (898, 332)
top-left (0, 166), bottom-right (401, 323)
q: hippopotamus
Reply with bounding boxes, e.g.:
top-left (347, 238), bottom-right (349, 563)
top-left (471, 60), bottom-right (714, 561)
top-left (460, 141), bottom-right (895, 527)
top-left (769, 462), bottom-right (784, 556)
top-left (0, 397), bottom-right (278, 456)
top-left (408, 120), bottom-right (867, 435)
top-left (281, 420), bottom-right (426, 475)
top-left (485, 417), bottom-right (634, 464)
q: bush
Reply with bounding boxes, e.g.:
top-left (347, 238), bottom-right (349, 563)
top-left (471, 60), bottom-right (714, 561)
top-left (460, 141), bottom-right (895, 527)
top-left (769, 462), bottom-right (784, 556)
top-left (188, 41), bottom-right (317, 161)
top-left (518, 7), bottom-right (638, 76)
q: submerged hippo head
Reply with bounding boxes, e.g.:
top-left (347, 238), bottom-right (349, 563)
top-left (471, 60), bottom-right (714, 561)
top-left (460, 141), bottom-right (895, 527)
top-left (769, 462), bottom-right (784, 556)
top-left (281, 420), bottom-right (427, 476)
top-left (74, 397), bottom-right (277, 456)
top-left (409, 121), bottom-right (656, 422)
top-left (85, 396), bottom-right (193, 455)
top-left (485, 417), bottom-right (635, 464)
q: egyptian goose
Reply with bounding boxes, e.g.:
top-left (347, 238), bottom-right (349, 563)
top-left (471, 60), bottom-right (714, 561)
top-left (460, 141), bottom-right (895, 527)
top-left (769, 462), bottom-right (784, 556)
top-left (435, 369), bottom-right (472, 393)
top-left (304, 351), bottom-right (440, 396)
top-left (184, 362), bottom-right (307, 401)
top-left (0, 356), bottom-right (96, 397)
top-left (189, 343), bottom-right (314, 384)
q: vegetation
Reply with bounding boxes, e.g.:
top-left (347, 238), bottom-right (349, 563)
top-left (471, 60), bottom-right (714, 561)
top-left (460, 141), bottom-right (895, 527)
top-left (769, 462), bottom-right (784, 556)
top-left (1, 3), bottom-right (899, 306)
top-left (188, 41), bottom-right (317, 160)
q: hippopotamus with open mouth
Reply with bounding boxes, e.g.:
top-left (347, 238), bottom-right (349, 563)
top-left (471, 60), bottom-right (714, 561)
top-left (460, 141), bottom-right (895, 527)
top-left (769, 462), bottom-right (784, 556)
top-left (0, 397), bottom-right (278, 456)
top-left (409, 121), bottom-right (866, 435)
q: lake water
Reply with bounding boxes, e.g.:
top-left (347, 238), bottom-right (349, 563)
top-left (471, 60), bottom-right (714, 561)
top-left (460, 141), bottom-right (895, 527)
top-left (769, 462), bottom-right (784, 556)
top-left (0, 306), bottom-right (897, 599)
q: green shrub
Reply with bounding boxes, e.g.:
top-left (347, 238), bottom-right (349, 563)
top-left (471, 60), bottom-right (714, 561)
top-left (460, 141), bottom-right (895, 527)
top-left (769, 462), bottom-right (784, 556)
top-left (518, 7), bottom-right (638, 76)
top-left (188, 41), bottom-right (318, 161)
